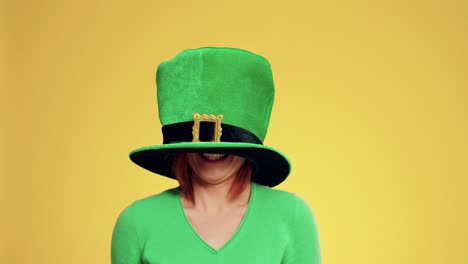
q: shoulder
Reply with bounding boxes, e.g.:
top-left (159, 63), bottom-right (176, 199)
top-left (265, 188), bottom-right (321, 263)
top-left (254, 183), bottom-right (317, 223)
top-left (254, 182), bottom-right (308, 208)
top-left (112, 188), bottom-right (180, 262)
top-left (253, 183), bottom-right (313, 221)
top-left (115, 187), bottom-right (180, 226)
top-left (133, 187), bottom-right (179, 208)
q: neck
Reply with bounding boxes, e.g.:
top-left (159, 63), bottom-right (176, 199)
top-left (183, 179), bottom-right (252, 213)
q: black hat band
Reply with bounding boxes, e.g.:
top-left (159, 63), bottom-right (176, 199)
top-left (162, 121), bottom-right (263, 145)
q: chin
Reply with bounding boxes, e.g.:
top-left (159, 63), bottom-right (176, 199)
top-left (193, 171), bottom-right (235, 185)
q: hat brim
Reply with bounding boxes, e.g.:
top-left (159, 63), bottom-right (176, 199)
top-left (129, 142), bottom-right (291, 187)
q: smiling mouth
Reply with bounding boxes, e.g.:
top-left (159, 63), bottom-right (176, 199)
top-left (200, 153), bottom-right (227, 161)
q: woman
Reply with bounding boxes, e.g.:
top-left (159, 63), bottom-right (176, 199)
top-left (111, 47), bottom-right (321, 263)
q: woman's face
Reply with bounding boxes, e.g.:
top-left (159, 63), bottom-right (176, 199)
top-left (186, 153), bottom-right (246, 185)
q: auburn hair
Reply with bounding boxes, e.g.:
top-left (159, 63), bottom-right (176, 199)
top-left (171, 153), bottom-right (252, 203)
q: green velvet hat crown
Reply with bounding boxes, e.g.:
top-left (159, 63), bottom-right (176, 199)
top-left (130, 47), bottom-right (291, 187)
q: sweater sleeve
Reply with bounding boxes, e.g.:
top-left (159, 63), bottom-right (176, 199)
top-left (111, 202), bottom-right (142, 264)
top-left (282, 194), bottom-right (321, 264)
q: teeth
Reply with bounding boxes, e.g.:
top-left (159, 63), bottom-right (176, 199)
top-left (202, 153), bottom-right (226, 161)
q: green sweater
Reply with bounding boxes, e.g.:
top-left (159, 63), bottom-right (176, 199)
top-left (111, 182), bottom-right (321, 263)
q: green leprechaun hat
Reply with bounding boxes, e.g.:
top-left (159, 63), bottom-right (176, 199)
top-left (129, 47), bottom-right (291, 187)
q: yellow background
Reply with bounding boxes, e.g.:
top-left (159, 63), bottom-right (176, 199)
top-left (3, 0), bottom-right (467, 263)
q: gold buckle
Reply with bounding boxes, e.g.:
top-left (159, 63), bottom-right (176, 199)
top-left (192, 113), bottom-right (223, 142)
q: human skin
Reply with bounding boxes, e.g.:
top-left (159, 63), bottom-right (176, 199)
top-left (180, 154), bottom-right (251, 250)
top-left (187, 154), bottom-right (246, 185)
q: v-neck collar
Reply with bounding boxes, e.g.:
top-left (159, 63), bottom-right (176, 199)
top-left (176, 182), bottom-right (257, 254)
